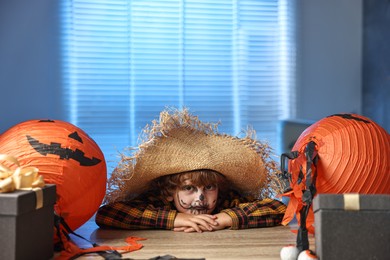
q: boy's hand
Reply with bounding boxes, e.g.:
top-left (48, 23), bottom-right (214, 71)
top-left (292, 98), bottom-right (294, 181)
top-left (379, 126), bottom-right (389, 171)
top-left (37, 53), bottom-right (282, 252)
top-left (173, 212), bottom-right (232, 232)
top-left (210, 212), bottom-right (232, 230)
top-left (173, 213), bottom-right (218, 233)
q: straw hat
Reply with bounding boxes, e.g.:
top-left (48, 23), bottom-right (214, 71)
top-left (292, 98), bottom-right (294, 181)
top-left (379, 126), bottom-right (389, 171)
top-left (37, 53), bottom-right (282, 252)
top-left (105, 108), bottom-right (282, 203)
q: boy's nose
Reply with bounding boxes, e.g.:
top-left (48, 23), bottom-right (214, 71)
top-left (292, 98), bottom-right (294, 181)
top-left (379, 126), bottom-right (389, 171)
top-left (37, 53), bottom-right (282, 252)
top-left (199, 193), bottom-right (205, 201)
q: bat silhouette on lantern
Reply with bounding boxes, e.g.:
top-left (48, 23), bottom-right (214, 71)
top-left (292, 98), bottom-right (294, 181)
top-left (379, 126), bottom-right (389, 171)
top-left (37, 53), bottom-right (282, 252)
top-left (27, 134), bottom-right (102, 166)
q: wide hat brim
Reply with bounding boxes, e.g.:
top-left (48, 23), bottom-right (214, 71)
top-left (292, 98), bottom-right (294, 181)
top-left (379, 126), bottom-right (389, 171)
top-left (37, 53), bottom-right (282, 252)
top-left (105, 108), bottom-right (281, 203)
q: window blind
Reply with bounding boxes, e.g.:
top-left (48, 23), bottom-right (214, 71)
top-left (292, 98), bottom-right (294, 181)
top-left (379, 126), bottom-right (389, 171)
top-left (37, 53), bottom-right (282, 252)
top-left (61, 0), bottom-right (296, 172)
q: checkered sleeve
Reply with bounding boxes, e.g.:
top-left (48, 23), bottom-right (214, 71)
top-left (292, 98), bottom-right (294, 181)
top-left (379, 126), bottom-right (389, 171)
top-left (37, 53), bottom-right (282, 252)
top-left (221, 197), bottom-right (286, 230)
top-left (95, 194), bottom-right (177, 230)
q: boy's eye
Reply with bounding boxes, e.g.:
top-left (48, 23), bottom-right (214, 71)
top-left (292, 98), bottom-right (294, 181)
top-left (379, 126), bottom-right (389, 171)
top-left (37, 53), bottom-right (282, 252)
top-left (205, 184), bottom-right (216, 190)
top-left (182, 185), bottom-right (194, 191)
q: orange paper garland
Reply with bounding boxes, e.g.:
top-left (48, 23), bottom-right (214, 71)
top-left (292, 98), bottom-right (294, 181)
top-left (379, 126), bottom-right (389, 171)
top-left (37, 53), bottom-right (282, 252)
top-left (55, 236), bottom-right (146, 260)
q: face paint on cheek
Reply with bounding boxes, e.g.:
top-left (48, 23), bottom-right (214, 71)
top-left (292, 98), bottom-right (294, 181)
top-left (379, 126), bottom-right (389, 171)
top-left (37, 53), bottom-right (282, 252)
top-left (175, 190), bottom-right (218, 215)
top-left (177, 192), bottom-right (201, 210)
top-left (178, 194), bottom-right (191, 209)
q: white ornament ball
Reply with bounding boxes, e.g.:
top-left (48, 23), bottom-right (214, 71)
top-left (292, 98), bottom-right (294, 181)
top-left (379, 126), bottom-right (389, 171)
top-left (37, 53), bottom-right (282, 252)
top-left (280, 245), bottom-right (299, 260)
top-left (297, 250), bottom-right (318, 260)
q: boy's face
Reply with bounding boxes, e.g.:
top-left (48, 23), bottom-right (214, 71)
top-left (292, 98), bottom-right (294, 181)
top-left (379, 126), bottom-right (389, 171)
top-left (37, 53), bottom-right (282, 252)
top-left (168, 179), bottom-right (219, 215)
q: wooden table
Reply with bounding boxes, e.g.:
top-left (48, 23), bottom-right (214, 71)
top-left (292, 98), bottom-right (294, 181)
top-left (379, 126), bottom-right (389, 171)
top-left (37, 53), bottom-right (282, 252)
top-left (66, 221), bottom-right (315, 260)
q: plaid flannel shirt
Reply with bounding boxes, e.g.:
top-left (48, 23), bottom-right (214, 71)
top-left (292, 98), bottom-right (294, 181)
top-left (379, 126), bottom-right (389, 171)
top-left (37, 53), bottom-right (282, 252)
top-left (95, 190), bottom-right (286, 230)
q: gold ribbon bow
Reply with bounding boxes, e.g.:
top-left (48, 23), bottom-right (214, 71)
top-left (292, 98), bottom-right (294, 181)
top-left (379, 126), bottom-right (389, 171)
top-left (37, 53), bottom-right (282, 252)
top-left (0, 154), bottom-right (46, 209)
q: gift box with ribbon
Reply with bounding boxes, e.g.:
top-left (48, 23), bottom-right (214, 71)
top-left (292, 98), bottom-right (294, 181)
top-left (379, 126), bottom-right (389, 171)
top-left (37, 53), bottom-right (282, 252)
top-left (0, 184), bottom-right (56, 260)
top-left (0, 154), bottom-right (56, 260)
top-left (313, 193), bottom-right (390, 260)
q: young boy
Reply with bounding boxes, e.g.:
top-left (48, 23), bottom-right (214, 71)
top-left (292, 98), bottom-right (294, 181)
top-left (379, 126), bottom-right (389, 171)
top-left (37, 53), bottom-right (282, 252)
top-left (96, 109), bottom-right (286, 232)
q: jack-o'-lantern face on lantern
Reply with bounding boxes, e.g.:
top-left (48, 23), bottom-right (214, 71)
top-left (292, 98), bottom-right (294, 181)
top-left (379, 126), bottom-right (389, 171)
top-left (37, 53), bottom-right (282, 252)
top-left (26, 120), bottom-right (102, 167)
top-left (0, 119), bottom-right (107, 231)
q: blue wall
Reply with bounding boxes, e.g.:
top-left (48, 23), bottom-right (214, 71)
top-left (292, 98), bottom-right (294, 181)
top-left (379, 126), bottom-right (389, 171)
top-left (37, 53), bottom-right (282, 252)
top-left (297, 0), bottom-right (363, 120)
top-left (363, 0), bottom-right (390, 132)
top-left (0, 0), bottom-right (63, 133)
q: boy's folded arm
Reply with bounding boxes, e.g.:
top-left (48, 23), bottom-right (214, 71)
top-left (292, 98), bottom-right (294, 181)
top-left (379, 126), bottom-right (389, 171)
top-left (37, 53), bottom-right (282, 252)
top-left (221, 198), bottom-right (286, 229)
top-left (95, 201), bottom-right (177, 230)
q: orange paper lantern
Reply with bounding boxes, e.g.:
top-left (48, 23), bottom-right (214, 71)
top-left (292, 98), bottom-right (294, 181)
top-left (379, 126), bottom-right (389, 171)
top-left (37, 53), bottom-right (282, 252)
top-left (0, 119), bottom-right (107, 231)
top-left (281, 113), bottom-right (390, 229)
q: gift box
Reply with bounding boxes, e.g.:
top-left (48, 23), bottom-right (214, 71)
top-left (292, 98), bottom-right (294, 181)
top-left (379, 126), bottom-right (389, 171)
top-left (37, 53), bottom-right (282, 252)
top-left (0, 184), bottom-right (56, 260)
top-left (314, 193), bottom-right (390, 260)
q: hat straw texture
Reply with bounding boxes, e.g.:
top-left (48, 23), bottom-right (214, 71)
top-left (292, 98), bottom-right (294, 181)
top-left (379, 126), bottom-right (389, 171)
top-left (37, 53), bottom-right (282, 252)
top-left (105, 108), bottom-right (282, 203)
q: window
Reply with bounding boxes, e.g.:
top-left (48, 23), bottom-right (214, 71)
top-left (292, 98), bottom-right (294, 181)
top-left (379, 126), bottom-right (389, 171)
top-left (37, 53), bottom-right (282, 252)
top-left (61, 0), bottom-right (296, 171)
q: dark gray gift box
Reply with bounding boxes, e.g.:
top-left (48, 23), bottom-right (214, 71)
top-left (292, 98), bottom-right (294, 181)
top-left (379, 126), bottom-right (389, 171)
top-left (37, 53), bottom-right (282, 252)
top-left (313, 193), bottom-right (390, 260)
top-left (0, 184), bottom-right (56, 260)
